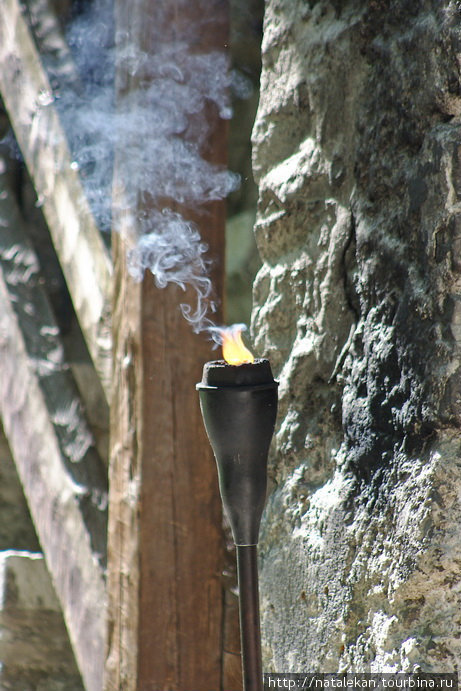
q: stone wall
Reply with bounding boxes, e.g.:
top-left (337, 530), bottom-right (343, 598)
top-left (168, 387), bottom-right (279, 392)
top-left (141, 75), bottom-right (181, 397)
top-left (251, 1), bottom-right (461, 672)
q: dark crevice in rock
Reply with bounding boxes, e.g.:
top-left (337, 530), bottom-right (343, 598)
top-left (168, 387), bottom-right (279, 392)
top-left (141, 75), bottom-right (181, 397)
top-left (342, 209), bottom-right (360, 323)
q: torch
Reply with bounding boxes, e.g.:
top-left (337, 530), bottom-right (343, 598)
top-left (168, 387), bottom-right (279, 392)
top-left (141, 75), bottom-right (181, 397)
top-left (196, 326), bottom-right (278, 691)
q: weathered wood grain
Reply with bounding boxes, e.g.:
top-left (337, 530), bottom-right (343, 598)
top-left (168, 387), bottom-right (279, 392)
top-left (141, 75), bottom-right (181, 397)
top-left (0, 0), bottom-right (112, 399)
top-left (0, 179), bottom-right (107, 691)
top-left (23, 0), bottom-right (81, 95)
top-left (104, 2), bottom-right (235, 689)
top-left (105, 229), bottom-right (227, 691)
top-left (0, 551), bottom-right (84, 689)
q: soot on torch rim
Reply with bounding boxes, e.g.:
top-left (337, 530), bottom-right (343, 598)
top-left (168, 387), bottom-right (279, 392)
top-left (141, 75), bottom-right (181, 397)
top-left (196, 356), bottom-right (278, 691)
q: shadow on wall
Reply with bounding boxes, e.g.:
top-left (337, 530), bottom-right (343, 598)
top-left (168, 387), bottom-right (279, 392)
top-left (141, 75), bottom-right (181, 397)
top-left (226, 0), bottom-right (264, 326)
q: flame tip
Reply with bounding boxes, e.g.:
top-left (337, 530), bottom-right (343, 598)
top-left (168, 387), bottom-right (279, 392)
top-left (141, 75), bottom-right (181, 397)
top-left (219, 324), bottom-right (254, 366)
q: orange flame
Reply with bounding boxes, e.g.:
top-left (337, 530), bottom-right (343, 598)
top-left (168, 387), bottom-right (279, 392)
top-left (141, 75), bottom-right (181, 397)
top-left (221, 325), bottom-right (255, 366)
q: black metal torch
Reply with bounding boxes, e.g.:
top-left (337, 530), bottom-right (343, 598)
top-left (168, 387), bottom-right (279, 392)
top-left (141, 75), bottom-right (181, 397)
top-left (196, 358), bottom-right (278, 691)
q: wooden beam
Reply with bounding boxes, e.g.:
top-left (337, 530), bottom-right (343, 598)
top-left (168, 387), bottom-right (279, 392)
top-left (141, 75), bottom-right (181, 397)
top-left (0, 0), bottom-right (112, 400)
top-left (0, 551), bottom-right (84, 689)
top-left (106, 235), bottom-right (227, 691)
top-left (0, 417), bottom-right (40, 551)
top-left (21, 0), bottom-right (81, 96)
top-left (0, 177), bottom-right (107, 691)
top-left (104, 2), bottom-right (234, 689)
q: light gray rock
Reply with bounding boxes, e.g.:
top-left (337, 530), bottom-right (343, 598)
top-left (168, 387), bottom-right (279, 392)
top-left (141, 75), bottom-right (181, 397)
top-left (252, 0), bottom-right (461, 672)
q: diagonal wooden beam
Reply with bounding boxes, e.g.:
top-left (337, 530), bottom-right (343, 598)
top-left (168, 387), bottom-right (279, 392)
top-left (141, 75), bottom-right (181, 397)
top-left (0, 177), bottom-right (107, 691)
top-left (0, 0), bottom-right (112, 400)
top-left (21, 0), bottom-right (81, 95)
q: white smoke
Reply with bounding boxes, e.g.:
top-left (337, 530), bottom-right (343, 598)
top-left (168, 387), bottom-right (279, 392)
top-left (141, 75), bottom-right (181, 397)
top-left (127, 209), bottom-right (215, 328)
top-left (52, 0), bottom-right (240, 335)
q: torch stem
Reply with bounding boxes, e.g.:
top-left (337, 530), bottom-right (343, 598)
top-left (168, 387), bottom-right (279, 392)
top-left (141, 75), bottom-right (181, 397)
top-left (236, 545), bottom-right (263, 691)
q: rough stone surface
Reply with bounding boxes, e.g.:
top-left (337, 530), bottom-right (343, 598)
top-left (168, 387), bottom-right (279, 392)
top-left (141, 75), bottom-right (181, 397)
top-left (251, 0), bottom-right (461, 672)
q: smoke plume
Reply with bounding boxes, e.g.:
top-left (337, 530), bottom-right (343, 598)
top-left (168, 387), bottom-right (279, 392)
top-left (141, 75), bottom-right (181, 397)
top-left (55, 0), bottom-right (240, 336)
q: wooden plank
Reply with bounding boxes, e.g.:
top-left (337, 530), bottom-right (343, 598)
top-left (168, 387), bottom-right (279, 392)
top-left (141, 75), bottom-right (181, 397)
top-left (0, 0), bottom-right (112, 400)
top-left (0, 177), bottom-right (107, 691)
top-left (104, 2), bottom-right (234, 689)
top-left (22, 0), bottom-right (81, 95)
top-left (104, 233), bottom-right (141, 690)
top-left (105, 230), bottom-right (227, 691)
top-left (0, 420), bottom-right (40, 551)
top-left (0, 551), bottom-right (84, 689)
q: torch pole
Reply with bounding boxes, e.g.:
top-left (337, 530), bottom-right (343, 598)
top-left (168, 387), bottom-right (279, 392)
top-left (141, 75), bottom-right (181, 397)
top-left (197, 359), bottom-right (278, 691)
top-left (236, 545), bottom-right (263, 691)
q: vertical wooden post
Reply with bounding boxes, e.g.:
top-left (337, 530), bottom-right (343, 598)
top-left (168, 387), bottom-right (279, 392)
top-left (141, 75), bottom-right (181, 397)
top-left (105, 2), bottom-right (232, 690)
